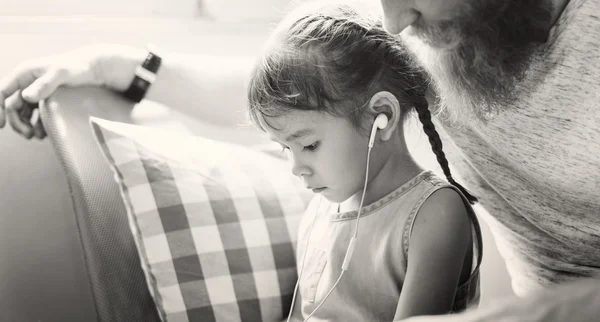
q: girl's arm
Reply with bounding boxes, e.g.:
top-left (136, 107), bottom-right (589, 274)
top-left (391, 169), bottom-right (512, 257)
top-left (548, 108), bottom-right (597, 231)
top-left (393, 188), bottom-right (472, 320)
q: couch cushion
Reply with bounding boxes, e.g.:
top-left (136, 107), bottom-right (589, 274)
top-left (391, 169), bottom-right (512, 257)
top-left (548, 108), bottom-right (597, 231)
top-left (40, 87), bottom-right (163, 322)
top-left (90, 117), bottom-right (312, 322)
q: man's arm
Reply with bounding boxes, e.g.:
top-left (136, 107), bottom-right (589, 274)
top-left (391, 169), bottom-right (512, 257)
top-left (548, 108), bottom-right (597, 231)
top-left (401, 278), bottom-right (600, 322)
top-left (0, 44), bottom-right (255, 138)
top-left (100, 45), bottom-right (255, 128)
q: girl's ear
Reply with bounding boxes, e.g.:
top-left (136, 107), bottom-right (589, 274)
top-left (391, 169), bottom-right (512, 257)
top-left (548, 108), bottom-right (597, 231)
top-left (367, 91), bottom-right (402, 141)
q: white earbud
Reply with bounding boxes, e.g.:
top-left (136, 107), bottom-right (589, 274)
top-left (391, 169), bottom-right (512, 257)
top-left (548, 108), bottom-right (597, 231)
top-left (374, 113), bottom-right (389, 129)
top-left (368, 114), bottom-right (389, 148)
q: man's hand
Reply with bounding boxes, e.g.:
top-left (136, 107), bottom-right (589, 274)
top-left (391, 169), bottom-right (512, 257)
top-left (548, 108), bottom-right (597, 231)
top-left (0, 44), bottom-right (137, 139)
top-left (400, 278), bottom-right (600, 322)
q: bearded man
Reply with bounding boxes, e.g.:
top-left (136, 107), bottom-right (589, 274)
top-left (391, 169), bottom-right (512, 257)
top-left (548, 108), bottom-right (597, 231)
top-left (1, 0), bottom-right (598, 321)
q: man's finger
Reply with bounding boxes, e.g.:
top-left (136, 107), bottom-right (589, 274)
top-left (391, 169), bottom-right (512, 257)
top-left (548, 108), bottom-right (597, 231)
top-left (0, 64), bottom-right (40, 128)
top-left (31, 108), bottom-right (46, 139)
top-left (0, 99), bottom-right (5, 128)
top-left (5, 90), bottom-right (34, 139)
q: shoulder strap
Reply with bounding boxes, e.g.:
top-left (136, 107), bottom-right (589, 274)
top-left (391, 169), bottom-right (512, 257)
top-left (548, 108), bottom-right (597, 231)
top-left (401, 175), bottom-right (483, 274)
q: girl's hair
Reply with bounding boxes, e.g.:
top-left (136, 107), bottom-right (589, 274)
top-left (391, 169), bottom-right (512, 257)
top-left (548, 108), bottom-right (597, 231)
top-left (247, 1), bottom-right (477, 204)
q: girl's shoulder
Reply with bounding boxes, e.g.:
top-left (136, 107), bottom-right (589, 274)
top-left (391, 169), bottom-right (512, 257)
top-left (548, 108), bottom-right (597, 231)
top-left (401, 172), bottom-right (479, 263)
top-left (416, 172), bottom-right (476, 216)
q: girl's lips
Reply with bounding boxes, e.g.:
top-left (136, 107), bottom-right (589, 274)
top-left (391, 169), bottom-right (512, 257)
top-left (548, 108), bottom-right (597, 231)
top-left (311, 187), bottom-right (326, 193)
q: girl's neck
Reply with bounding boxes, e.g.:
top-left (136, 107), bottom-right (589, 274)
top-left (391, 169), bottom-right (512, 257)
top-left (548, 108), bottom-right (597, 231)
top-left (339, 139), bottom-right (424, 213)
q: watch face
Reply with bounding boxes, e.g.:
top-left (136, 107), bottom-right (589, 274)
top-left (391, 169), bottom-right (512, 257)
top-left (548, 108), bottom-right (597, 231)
top-left (144, 49), bottom-right (162, 73)
top-left (135, 78), bottom-right (150, 89)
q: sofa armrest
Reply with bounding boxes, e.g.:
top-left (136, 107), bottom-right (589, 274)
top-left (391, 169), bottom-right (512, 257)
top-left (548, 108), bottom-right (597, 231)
top-left (39, 86), bottom-right (160, 322)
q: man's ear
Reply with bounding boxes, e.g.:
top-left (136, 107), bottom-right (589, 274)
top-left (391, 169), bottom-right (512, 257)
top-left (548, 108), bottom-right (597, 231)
top-left (368, 91), bottom-right (402, 141)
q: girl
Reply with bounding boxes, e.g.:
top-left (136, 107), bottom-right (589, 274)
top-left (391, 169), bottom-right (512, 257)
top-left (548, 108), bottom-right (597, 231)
top-left (247, 1), bottom-right (482, 321)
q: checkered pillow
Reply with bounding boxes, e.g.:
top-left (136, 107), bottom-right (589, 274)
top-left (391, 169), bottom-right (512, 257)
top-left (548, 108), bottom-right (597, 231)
top-left (89, 117), bottom-right (311, 322)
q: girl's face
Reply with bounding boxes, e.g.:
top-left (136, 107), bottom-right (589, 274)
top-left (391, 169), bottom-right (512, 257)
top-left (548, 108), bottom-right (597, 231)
top-left (259, 110), bottom-right (373, 203)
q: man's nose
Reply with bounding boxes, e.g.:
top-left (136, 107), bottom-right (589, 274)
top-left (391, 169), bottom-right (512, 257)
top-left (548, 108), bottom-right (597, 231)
top-left (380, 0), bottom-right (420, 35)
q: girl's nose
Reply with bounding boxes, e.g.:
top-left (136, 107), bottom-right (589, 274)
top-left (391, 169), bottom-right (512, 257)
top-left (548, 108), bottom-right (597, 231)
top-left (291, 155), bottom-right (312, 177)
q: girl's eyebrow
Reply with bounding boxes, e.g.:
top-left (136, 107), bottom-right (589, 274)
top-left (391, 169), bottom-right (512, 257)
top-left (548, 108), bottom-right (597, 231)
top-left (285, 128), bottom-right (315, 141)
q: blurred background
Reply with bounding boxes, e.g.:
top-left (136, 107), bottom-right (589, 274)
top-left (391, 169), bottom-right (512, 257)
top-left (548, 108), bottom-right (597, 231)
top-left (0, 1), bottom-right (514, 321)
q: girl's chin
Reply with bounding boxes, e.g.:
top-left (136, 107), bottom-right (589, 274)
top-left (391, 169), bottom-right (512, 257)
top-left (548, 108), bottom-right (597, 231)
top-left (319, 189), bottom-right (354, 204)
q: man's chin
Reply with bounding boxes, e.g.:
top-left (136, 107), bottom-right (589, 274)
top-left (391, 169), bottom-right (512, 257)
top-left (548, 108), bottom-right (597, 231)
top-left (403, 23), bottom-right (463, 50)
top-left (398, 0), bottom-right (552, 122)
top-left (400, 24), bottom-right (529, 122)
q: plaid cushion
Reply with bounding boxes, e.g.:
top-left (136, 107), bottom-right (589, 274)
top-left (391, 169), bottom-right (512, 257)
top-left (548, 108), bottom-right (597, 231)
top-left (89, 117), bottom-right (312, 322)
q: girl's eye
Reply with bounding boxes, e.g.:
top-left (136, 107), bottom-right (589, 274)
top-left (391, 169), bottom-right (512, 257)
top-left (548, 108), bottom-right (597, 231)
top-left (303, 142), bottom-right (319, 152)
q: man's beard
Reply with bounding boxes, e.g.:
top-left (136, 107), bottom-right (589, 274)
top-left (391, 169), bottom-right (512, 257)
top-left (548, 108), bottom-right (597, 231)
top-left (400, 0), bottom-right (554, 123)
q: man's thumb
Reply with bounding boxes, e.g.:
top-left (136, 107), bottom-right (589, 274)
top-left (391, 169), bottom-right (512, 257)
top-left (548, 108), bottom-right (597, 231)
top-left (21, 68), bottom-right (67, 103)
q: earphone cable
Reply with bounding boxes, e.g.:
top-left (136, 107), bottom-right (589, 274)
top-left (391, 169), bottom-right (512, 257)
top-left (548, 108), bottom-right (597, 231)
top-left (303, 146), bottom-right (374, 321)
top-left (286, 197), bottom-right (323, 322)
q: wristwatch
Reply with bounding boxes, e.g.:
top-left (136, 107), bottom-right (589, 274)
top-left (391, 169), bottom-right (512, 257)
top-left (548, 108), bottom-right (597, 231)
top-left (122, 44), bottom-right (162, 103)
